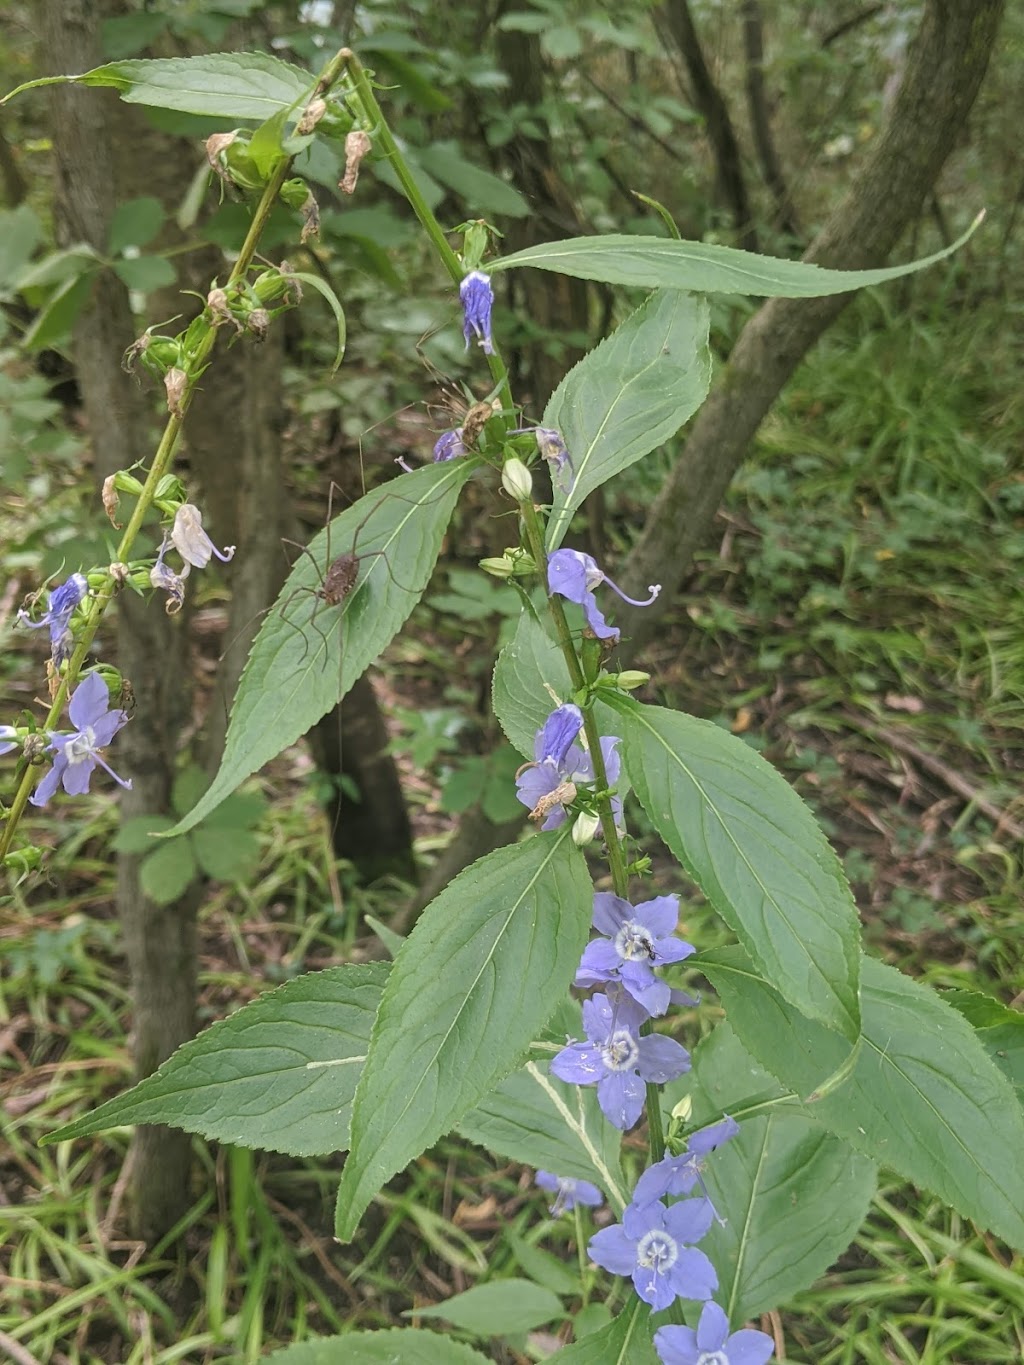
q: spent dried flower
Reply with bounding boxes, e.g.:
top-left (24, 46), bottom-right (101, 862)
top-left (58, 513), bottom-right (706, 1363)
top-left (340, 129), bottom-right (372, 194)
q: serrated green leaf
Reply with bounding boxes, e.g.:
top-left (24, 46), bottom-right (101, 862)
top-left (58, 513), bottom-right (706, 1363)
top-left (459, 1058), bottom-right (627, 1211)
top-left (490, 214), bottom-right (983, 295)
top-left (411, 1279), bottom-right (564, 1333)
top-left (167, 460), bottom-right (474, 836)
top-left (548, 1298), bottom-right (658, 1362)
top-left (281, 271), bottom-right (346, 371)
top-left (192, 825), bottom-right (260, 882)
top-left (506, 1232), bottom-right (580, 1297)
top-left (608, 697), bottom-right (861, 1039)
top-left (492, 612), bottom-right (573, 758)
top-left (702, 947), bottom-right (1024, 1251)
top-left (111, 815), bottom-right (176, 853)
top-left (264, 1330), bottom-right (491, 1364)
top-left (140, 839), bottom-right (196, 905)
top-left (335, 830), bottom-right (593, 1240)
top-left (249, 108), bottom-right (289, 177)
top-left (945, 990), bottom-right (1024, 1100)
top-left (107, 196), bottom-right (165, 253)
top-left (80, 52), bottom-right (313, 120)
top-left (543, 290), bottom-right (711, 551)
top-left (44, 964), bottom-right (388, 1154)
top-left (689, 1024), bottom-right (876, 1321)
top-left (112, 255), bottom-right (176, 292)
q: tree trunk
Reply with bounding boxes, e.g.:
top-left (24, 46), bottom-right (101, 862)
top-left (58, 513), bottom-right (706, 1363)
top-left (616, 0), bottom-right (1004, 655)
top-left (741, 0), bottom-right (799, 240)
top-left (659, 0), bottom-right (759, 251)
top-left (41, 0), bottom-right (198, 1240)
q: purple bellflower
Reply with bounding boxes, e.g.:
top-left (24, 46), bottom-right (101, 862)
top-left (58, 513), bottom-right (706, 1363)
top-left (514, 704), bottom-right (622, 831)
top-left (547, 549), bottom-right (660, 642)
top-left (633, 1116), bottom-right (741, 1217)
top-left (550, 992), bottom-right (691, 1131)
top-left (576, 892), bottom-right (695, 1017)
top-left (0, 725), bottom-right (19, 756)
top-left (589, 1195), bottom-right (717, 1311)
top-left (170, 504), bottom-right (235, 574)
top-left (535, 1171), bottom-right (604, 1216)
top-left (29, 672), bottom-right (132, 808)
top-left (460, 270), bottom-right (495, 354)
top-left (433, 427), bottom-right (467, 462)
top-left (654, 1301), bottom-right (775, 1365)
top-left (17, 572), bottom-right (88, 665)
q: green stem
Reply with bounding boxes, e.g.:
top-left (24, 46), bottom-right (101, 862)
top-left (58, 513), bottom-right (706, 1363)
top-left (339, 50), bottom-right (514, 417)
top-left (1, 55), bottom-right (350, 862)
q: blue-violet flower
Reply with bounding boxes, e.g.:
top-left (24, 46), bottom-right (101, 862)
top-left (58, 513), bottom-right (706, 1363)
top-left (653, 1301), bottom-right (775, 1365)
top-left (589, 1195), bottom-right (717, 1311)
top-left (535, 427), bottom-right (573, 490)
top-left (576, 892), bottom-right (695, 1017)
top-left (547, 549), bottom-right (660, 641)
top-left (514, 704), bottom-right (621, 831)
top-left (29, 672), bottom-right (132, 807)
top-left (550, 992), bottom-right (691, 1130)
top-left (17, 572), bottom-right (88, 665)
top-left (0, 725), bottom-right (19, 756)
top-left (633, 1116), bottom-right (741, 1217)
top-left (535, 1171), bottom-right (604, 1216)
top-left (460, 270), bottom-right (495, 354)
top-left (433, 427), bottom-right (467, 462)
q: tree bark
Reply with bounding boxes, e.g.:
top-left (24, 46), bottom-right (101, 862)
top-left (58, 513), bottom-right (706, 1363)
top-left (659, 0), bottom-right (759, 251)
top-left (41, 0), bottom-right (198, 1240)
top-left (741, 0), bottom-right (799, 240)
top-left (616, 0), bottom-right (1004, 655)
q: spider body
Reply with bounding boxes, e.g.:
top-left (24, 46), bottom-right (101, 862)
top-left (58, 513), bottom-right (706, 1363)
top-left (320, 551), bottom-right (360, 607)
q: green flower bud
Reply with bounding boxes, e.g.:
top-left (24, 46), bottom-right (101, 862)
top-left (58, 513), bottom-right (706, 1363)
top-left (614, 670), bottom-right (651, 691)
top-left (501, 457), bottom-right (533, 502)
top-left (572, 811), bottom-right (600, 847)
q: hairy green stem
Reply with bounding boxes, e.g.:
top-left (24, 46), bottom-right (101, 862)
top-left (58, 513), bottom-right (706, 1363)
top-left (1, 55), bottom-right (350, 861)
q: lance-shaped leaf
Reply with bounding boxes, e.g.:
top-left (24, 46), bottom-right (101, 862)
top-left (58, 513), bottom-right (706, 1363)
top-left (492, 612), bottom-right (574, 759)
top-left (686, 1023), bottom-right (876, 1321)
top-left (3, 52), bottom-right (313, 120)
top-left (543, 290), bottom-right (711, 551)
top-left (702, 947), bottom-right (1024, 1252)
top-left (412, 1279), bottom-right (565, 1334)
top-left (44, 965), bottom-right (387, 1154)
top-left (489, 215), bottom-right (983, 295)
top-left (334, 829), bottom-right (593, 1240)
top-left (547, 1298), bottom-right (658, 1363)
top-left (605, 696), bottom-right (861, 1040)
top-left (170, 459), bottom-right (475, 834)
top-left (945, 989), bottom-right (1024, 1100)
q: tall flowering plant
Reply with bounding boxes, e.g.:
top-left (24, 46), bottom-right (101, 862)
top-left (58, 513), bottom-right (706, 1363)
top-left (5, 42), bottom-right (1020, 1365)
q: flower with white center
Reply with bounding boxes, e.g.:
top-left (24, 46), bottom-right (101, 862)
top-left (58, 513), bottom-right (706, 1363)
top-left (29, 673), bottom-right (132, 807)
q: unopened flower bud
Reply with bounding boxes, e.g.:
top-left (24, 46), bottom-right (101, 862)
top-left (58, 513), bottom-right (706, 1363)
top-left (102, 474), bottom-right (121, 529)
top-left (670, 1094), bottom-right (694, 1123)
top-left (501, 457), bottom-right (533, 502)
top-left (339, 129), bottom-right (372, 194)
top-left (479, 556), bottom-right (516, 580)
top-left (614, 670), bottom-right (651, 691)
top-left (114, 471), bottom-right (145, 496)
top-left (297, 97), bottom-right (327, 136)
top-left (164, 367), bottom-right (187, 416)
top-left (572, 811), bottom-right (601, 846)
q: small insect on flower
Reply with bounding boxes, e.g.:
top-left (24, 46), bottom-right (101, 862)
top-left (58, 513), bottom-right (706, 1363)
top-left (575, 892), bottom-right (695, 1017)
top-left (29, 672), bottom-right (132, 808)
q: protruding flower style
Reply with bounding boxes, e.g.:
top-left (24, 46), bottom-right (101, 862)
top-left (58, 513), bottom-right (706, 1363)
top-left (633, 1116), bottom-right (741, 1216)
top-left (550, 992), bottom-right (691, 1131)
top-left (515, 704), bottom-right (622, 832)
top-left (575, 892), bottom-right (695, 1017)
top-left (17, 572), bottom-right (89, 665)
top-left (170, 504), bottom-right (236, 574)
top-left (0, 725), bottom-right (19, 756)
top-left (654, 1301), bottom-right (775, 1365)
top-left (589, 1195), bottom-right (717, 1311)
top-left (535, 1171), bottom-right (604, 1216)
top-left (433, 428), bottom-right (467, 462)
top-left (548, 548), bottom-right (660, 642)
top-left (460, 270), bottom-right (495, 354)
top-left (29, 672), bottom-right (132, 808)
top-left (150, 539), bottom-right (186, 614)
